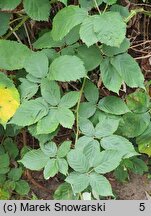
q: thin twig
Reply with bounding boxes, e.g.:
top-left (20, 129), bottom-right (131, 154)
top-left (135, 54), bottom-right (151, 60)
top-left (75, 77), bottom-right (86, 144)
top-left (24, 22), bottom-right (32, 49)
top-left (9, 26), bottom-right (22, 43)
top-left (93, 0), bottom-right (101, 15)
top-left (4, 15), bottom-right (29, 39)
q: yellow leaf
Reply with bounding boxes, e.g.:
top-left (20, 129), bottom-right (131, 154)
top-left (0, 73), bottom-right (20, 126)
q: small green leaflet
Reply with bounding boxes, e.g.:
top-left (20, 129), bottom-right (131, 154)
top-left (23, 0), bottom-right (50, 21)
top-left (0, 0), bottom-right (21, 10)
top-left (76, 45), bottom-right (103, 71)
top-left (67, 149), bottom-right (90, 173)
top-left (37, 109), bottom-right (59, 134)
top-left (93, 12), bottom-right (126, 47)
top-left (65, 172), bottom-right (89, 193)
top-left (40, 142), bottom-right (57, 157)
top-left (101, 135), bottom-right (138, 158)
top-left (10, 98), bottom-right (49, 126)
top-left (15, 180), bottom-right (30, 196)
top-left (0, 12), bottom-right (11, 36)
top-left (0, 40), bottom-right (30, 70)
top-left (57, 141), bottom-right (71, 158)
top-left (84, 80), bottom-right (99, 104)
top-left (56, 107), bottom-right (75, 129)
top-left (100, 58), bottom-right (122, 94)
top-left (59, 91), bottom-right (80, 108)
top-left (90, 172), bottom-right (113, 196)
top-left (41, 79), bottom-right (61, 106)
top-left (51, 6), bottom-right (87, 41)
top-left (33, 31), bottom-right (65, 49)
top-left (24, 52), bottom-right (49, 78)
top-left (48, 55), bottom-right (87, 82)
top-left (98, 96), bottom-right (130, 115)
top-left (19, 79), bottom-right (38, 101)
top-left (111, 53), bottom-right (145, 89)
top-left (136, 123), bottom-right (151, 156)
top-left (44, 159), bottom-right (58, 179)
top-left (117, 112), bottom-right (150, 138)
top-left (94, 150), bottom-right (122, 174)
top-left (53, 183), bottom-right (78, 200)
top-left (19, 149), bottom-right (49, 170)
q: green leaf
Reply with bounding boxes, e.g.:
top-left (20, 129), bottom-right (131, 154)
top-left (79, 102), bottom-right (96, 118)
top-left (8, 167), bottom-right (23, 181)
top-left (94, 12), bottom-right (126, 47)
top-left (0, 0), bottom-right (21, 10)
top-left (65, 172), bottom-right (89, 193)
top-left (26, 74), bottom-right (41, 83)
top-left (118, 112), bottom-right (150, 138)
top-left (75, 136), bottom-right (94, 150)
top-left (0, 12), bottom-right (11, 36)
top-left (15, 180), bottom-right (30, 195)
top-left (0, 40), bottom-right (30, 70)
top-left (76, 45), bottom-right (103, 71)
top-left (10, 98), bottom-right (49, 126)
top-left (111, 53), bottom-right (144, 89)
top-left (51, 5), bottom-right (87, 41)
top-left (28, 124), bottom-right (57, 145)
top-left (114, 165), bottom-right (128, 182)
top-left (41, 78), bottom-right (60, 106)
top-left (59, 91), bottom-right (80, 108)
top-left (3, 138), bottom-right (19, 159)
top-left (83, 140), bottom-right (100, 167)
top-left (102, 38), bottom-right (130, 57)
top-left (64, 25), bottom-right (80, 45)
top-left (79, 118), bottom-right (95, 137)
top-left (33, 31), bottom-right (65, 49)
top-left (94, 150), bottom-right (122, 174)
top-left (37, 109), bottom-right (59, 134)
top-left (79, 0), bottom-right (103, 10)
top-left (54, 183), bottom-right (78, 200)
top-left (131, 158), bottom-right (148, 175)
top-left (48, 55), bottom-right (86, 82)
top-left (57, 141), bottom-right (71, 158)
top-left (57, 107), bottom-right (75, 129)
top-left (84, 80), bottom-right (99, 103)
top-left (0, 153), bottom-right (9, 174)
top-left (19, 149), bottom-right (49, 170)
top-left (126, 91), bottom-right (149, 113)
top-left (94, 118), bottom-right (119, 138)
top-left (100, 58), bottom-right (122, 94)
top-left (19, 79), bottom-right (38, 101)
top-left (98, 96), bottom-right (130, 115)
top-left (101, 135), bottom-right (138, 158)
top-left (136, 123), bottom-right (151, 156)
top-left (67, 149), bottom-right (89, 173)
top-left (23, 0), bottom-right (50, 21)
top-left (110, 4), bottom-right (130, 18)
top-left (0, 174), bottom-right (6, 186)
top-left (90, 172), bottom-right (113, 196)
top-left (103, 0), bottom-right (117, 5)
top-left (57, 158), bottom-right (68, 175)
top-left (40, 141), bottom-right (57, 157)
top-left (80, 16), bottom-right (98, 47)
top-left (44, 159), bottom-right (58, 179)
top-left (24, 52), bottom-right (49, 78)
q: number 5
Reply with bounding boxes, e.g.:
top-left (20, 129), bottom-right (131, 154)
top-left (139, 203), bottom-right (145, 211)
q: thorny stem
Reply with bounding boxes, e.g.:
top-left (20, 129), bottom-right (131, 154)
top-left (93, 0), bottom-right (101, 15)
top-left (75, 77), bottom-right (87, 144)
top-left (4, 15), bottom-right (29, 40)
